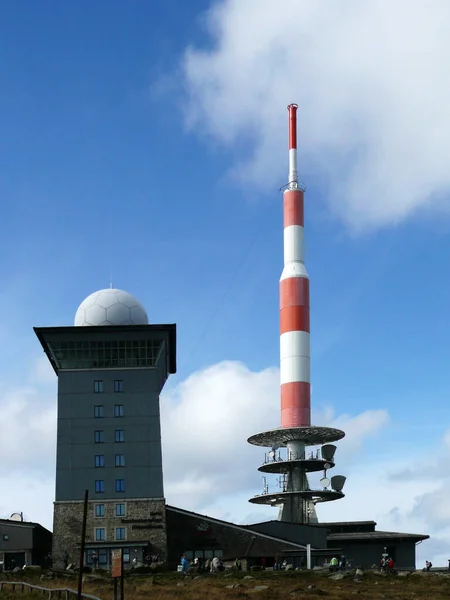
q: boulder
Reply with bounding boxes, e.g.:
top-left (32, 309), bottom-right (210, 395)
top-left (244, 575), bottom-right (255, 580)
top-left (355, 569), bottom-right (364, 577)
top-left (329, 572), bottom-right (345, 581)
top-left (249, 585), bottom-right (269, 593)
top-left (23, 565), bottom-right (41, 572)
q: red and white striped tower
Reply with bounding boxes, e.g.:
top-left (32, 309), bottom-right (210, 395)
top-left (280, 103), bottom-right (311, 430)
top-left (247, 104), bottom-right (346, 524)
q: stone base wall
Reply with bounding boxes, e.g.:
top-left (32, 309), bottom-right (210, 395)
top-left (52, 498), bottom-right (167, 570)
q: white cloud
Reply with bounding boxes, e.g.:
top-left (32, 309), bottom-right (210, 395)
top-left (161, 360), bottom-right (390, 512)
top-left (0, 473), bottom-right (54, 530)
top-left (0, 387), bottom-right (56, 474)
top-left (31, 355), bottom-right (57, 384)
top-left (182, 0), bottom-right (450, 230)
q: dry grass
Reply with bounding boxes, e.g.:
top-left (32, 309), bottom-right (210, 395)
top-left (1, 569), bottom-right (450, 600)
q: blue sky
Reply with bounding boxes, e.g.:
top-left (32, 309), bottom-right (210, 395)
top-left (2, 0), bottom-right (450, 566)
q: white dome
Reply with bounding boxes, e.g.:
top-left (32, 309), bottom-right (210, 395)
top-left (74, 289), bottom-right (149, 326)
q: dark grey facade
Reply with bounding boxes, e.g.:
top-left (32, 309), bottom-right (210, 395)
top-left (165, 506), bottom-right (309, 570)
top-left (246, 520), bottom-right (327, 550)
top-left (0, 519), bottom-right (52, 570)
top-left (320, 521), bottom-right (429, 570)
top-left (34, 324), bottom-right (176, 569)
top-left (55, 368), bottom-right (165, 501)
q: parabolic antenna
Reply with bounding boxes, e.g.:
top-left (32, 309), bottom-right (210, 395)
top-left (10, 513), bottom-right (23, 522)
top-left (331, 475), bottom-right (346, 493)
top-left (320, 477), bottom-right (330, 488)
top-left (321, 444), bottom-right (337, 462)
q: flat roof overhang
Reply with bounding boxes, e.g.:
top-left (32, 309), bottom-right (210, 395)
top-left (34, 324), bottom-right (177, 375)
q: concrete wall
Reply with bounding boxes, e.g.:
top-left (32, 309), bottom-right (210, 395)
top-left (0, 523), bottom-right (33, 552)
top-left (56, 369), bottom-right (164, 501)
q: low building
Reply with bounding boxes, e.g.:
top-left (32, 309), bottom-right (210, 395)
top-left (165, 508), bottom-right (428, 571)
top-left (165, 505), bottom-right (311, 570)
top-left (0, 518), bottom-right (52, 570)
top-left (320, 521), bottom-right (429, 570)
top-left (246, 519), bottom-right (429, 570)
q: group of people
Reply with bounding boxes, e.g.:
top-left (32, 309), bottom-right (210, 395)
top-left (180, 554), bottom-right (224, 573)
top-left (380, 556), bottom-right (394, 573)
top-left (328, 555), bottom-right (346, 571)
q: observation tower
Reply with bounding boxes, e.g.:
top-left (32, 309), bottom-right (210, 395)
top-left (247, 105), bottom-right (347, 524)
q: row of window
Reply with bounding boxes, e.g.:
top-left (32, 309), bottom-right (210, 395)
top-left (95, 527), bottom-right (126, 541)
top-left (94, 380), bottom-right (124, 393)
top-left (95, 479), bottom-right (125, 493)
top-left (94, 430), bottom-right (124, 443)
top-left (95, 454), bottom-right (125, 467)
top-left (94, 405), bottom-right (124, 418)
top-left (95, 503), bottom-right (126, 517)
top-left (86, 548), bottom-right (132, 566)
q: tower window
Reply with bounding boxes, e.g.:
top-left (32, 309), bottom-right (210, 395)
top-left (115, 527), bottom-right (126, 541)
top-left (115, 454), bottom-right (125, 467)
top-left (114, 380), bottom-right (124, 393)
top-left (115, 503), bottom-right (126, 517)
top-left (94, 405), bottom-right (104, 418)
top-left (94, 430), bottom-right (104, 443)
top-left (115, 479), bottom-right (125, 492)
top-left (95, 504), bottom-right (105, 518)
top-left (95, 480), bottom-right (104, 493)
top-left (95, 528), bottom-right (105, 541)
top-left (114, 404), bottom-right (124, 418)
top-left (94, 380), bottom-right (104, 393)
top-left (95, 455), bottom-right (105, 468)
top-left (115, 429), bottom-right (124, 443)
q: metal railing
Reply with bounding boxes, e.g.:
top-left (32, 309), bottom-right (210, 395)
top-left (0, 581), bottom-right (102, 600)
top-left (263, 449), bottom-right (323, 464)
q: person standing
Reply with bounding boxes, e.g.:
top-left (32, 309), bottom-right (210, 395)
top-left (329, 556), bottom-right (338, 572)
top-left (180, 554), bottom-right (189, 574)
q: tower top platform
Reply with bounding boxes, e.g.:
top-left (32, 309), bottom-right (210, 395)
top-left (247, 426), bottom-right (345, 448)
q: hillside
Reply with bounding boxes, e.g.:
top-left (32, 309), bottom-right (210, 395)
top-left (1, 568), bottom-right (449, 600)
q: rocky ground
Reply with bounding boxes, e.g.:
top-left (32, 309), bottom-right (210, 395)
top-left (1, 567), bottom-right (450, 599)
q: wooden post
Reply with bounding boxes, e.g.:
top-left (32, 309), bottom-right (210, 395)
top-left (77, 490), bottom-right (89, 600)
top-left (120, 550), bottom-right (124, 600)
top-left (112, 548), bottom-right (123, 600)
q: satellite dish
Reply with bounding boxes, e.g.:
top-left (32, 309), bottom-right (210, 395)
top-left (320, 477), bottom-right (330, 488)
top-left (10, 513), bottom-right (23, 522)
top-left (331, 475), bottom-right (346, 493)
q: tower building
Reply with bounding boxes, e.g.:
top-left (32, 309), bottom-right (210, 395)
top-left (247, 105), bottom-right (347, 524)
top-left (35, 288), bottom-right (176, 568)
